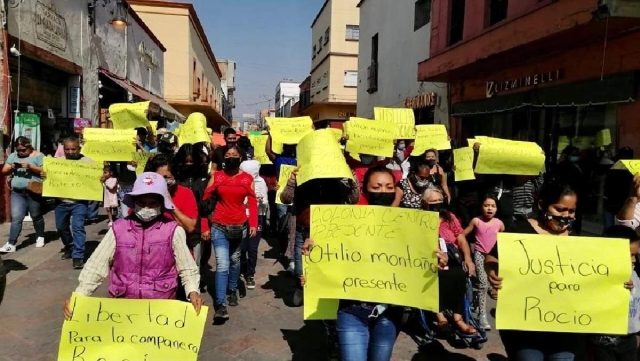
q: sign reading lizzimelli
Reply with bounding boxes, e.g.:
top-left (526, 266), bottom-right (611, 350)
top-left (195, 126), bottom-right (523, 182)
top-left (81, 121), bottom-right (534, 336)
top-left (486, 69), bottom-right (561, 98)
top-left (35, 1), bottom-right (68, 51)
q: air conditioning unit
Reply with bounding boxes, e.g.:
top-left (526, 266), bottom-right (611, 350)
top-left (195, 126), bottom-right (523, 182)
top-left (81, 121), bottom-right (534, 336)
top-left (600, 0), bottom-right (640, 18)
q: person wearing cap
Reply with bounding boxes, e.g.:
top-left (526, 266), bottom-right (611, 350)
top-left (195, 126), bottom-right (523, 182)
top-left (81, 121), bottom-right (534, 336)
top-left (63, 172), bottom-right (203, 316)
top-left (156, 132), bottom-right (179, 155)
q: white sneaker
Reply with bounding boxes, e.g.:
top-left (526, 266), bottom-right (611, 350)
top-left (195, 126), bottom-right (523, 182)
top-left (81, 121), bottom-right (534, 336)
top-left (0, 243), bottom-right (16, 253)
top-left (35, 237), bottom-right (45, 248)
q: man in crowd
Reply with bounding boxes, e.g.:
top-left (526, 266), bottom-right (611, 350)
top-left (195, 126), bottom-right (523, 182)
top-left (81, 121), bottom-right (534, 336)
top-left (212, 128), bottom-right (238, 171)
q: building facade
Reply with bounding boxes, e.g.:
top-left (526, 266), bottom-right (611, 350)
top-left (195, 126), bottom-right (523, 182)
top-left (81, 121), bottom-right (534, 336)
top-left (130, 0), bottom-right (229, 129)
top-left (418, 0), bottom-right (640, 231)
top-left (218, 60), bottom-right (236, 122)
top-left (357, 0), bottom-right (448, 126)
top-left (298, 0), bottom-right (359, 128)
top-left (274, 81), bottom-right (300, 117)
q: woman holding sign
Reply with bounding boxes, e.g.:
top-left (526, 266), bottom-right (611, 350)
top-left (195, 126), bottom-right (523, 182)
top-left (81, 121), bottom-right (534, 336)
top-left (302, 166), bottom-right (448, 361)
top-left (485, 180), bottom-right (634, 361)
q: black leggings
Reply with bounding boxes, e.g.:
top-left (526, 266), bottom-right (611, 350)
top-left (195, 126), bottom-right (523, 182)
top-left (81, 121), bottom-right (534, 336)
top-left (438, 266), bottom-right (466, 315)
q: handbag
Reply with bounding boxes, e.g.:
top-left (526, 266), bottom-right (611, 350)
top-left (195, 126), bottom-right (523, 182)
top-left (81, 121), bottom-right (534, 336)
top-left (446, 243), bottom-right (464, 267)
top-left (26, 181), bottom-right (43, 195)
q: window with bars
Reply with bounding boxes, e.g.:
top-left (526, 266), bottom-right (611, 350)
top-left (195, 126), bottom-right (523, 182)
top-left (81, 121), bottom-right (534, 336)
top-left (346, 25), bottom-right (360, 41)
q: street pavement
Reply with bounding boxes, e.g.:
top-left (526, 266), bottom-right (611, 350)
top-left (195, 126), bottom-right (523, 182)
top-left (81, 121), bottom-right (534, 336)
top-left (0, 211), bottom-right (506, 361)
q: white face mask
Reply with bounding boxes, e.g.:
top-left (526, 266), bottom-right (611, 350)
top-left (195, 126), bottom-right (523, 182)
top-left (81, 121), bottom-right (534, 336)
top-left (134, 205), bottom-right (162, 222)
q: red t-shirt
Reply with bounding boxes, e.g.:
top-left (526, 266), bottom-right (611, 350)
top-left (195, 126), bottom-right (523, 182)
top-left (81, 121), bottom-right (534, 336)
top-left (164, 185), bottom-right (199, 223)
top-left (205, 171), bottom-right (258, 228)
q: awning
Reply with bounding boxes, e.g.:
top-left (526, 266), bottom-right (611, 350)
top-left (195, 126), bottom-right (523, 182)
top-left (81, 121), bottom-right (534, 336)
top-left (452, 73), bottom-right (636, 117)
top-left (169, 100), bottom-right (231, 128)
top-left (99, 68), bottom-right (185, 121)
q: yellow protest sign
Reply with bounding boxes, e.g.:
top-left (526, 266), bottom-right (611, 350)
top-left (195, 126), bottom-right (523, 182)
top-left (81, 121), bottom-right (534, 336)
top-left (133, 151), bottom-right (152, 175)
top-left (496, 233), bottom-right (630, 334)
top-left (266, 116), bottom-right (314, 145)
top-left (475, 136), bottom-right (542, 151)
top-left (411, 125), bottom-right (451, 156)
top-left (109, 101), bottom-right (151, 130)
top-left (175, 113), bottom-right (211, 145)
top-left (453, 147), bottom-right (475, 181)
top-left (81, 129), bottom-right (136, 162)
top-left (468, 138), bottom-right (477, 147)
top-left (43, 158), bottom-right (103, 201)
top-left (596, 129), bottom-right (612, 147)
top-left (296, 130), bottom-right (354, 185)
top-left (475, 141), bottom-right (545, 175)
top-left (305, 298), bottom-right (340, 320)
top-left (150, 121), bottom-right (158, 135)
top-left (276, 165), bottom-right (296, 205)
top-left (612, 160), bottom-right (640, 175)
top-left (304, 205), bottom-right (440, 317)
top-left (58, 293), bottom-right (208, 361)
top-left (344, 117), bottom-right (396, 157)
top-left (374, 107), bottom-right (416, 139)
top-left (328, 128), bottom-right (343, 142)
top-left (248, 134), bottom-right (273, 165)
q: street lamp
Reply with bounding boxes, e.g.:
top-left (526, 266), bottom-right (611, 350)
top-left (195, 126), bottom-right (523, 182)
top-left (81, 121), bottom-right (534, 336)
top-left (88, 0), bottom-right (130, 29)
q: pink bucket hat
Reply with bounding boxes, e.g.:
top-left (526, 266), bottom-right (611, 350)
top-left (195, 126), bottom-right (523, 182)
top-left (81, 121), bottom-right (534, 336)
top-left (123, 172), bottom-right (174, 210)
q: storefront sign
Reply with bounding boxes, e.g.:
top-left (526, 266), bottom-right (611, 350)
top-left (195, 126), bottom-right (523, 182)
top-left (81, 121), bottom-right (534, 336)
top-left (403, 93), bottom-right (437, 109)
top-left (486, 69), bottom-right (561, 98)
top-left (338, 112), bottom-right (356, 119)
top-left (138, 41), bottom-right (159, 69)
top-left (35, 1), bottom-right (68, 51)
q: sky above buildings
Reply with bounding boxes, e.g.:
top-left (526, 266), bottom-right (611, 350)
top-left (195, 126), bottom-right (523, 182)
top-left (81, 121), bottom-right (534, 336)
top-left (192, 0), bottom-right (325, 119)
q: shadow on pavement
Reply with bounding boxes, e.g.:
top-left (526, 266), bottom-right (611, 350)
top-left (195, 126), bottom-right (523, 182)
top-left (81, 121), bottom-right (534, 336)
top-left (262, 271), bottom-right (297, 307)
top-left (487, 353), bottom-right (508, 361)
top-left (16, 230), bottom-right (59, 251)
top-left (411, 341), bottom-right (476, 361)
top-left (282, 321), bottom-right (328, 361)
top-left (2, 259), bottom-right (28, 274)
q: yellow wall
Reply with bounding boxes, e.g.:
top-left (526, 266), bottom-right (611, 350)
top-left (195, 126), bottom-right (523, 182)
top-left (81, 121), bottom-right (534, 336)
top-left (310, 0), bottom-right (359, 108)
top-left (131, 4), bottom-right (222, 111)
top-left (131, 5), bottom-right (190, 101)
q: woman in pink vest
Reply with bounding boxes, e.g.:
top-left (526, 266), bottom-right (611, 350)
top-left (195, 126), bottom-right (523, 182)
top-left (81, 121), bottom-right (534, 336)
top-left (63, 172), bottom-right (203, 317)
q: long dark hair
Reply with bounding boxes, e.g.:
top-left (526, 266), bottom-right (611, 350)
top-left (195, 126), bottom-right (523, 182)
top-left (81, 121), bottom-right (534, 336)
top-left (538, 178), bottom-right (577, 212)
top-left (145, 153), bottom-right (173, 174)
top-left (173, 143), bottom-right (208, 180)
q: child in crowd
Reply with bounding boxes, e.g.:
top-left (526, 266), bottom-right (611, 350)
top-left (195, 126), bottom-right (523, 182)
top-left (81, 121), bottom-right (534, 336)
top-left (589, 226), bottom-right (640, 361)
top-left (464, 194), bottom-right (504, 331)
top-left (101, 164), bottom-right (119, 227)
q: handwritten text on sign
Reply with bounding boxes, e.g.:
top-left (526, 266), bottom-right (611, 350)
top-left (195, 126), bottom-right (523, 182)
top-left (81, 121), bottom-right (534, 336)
top-left (276, 165), bottom-right (296, 205)
top-left (475, 142), bottom-right (544, 176)
top-left (266, 116), bottom-right (314, 145)
top-left (496, 233), bottom-right (630, 334)
top-left (411, 124), bottom-right (451, 155)
top-left (453, 147), bottom-right (475, 182)
top-left (344, 117), bottom-right (396, 157)
top-left (248, 134), bottom-right (273, 165)
top-left (81, 129), bottom-right (136, 162)
top-left (296, 130), bottom-right (354, 185)
top-left (612, 160), bottom-right (640, 175)
top-left (175, 113), bottom-right (210, 145)
top-left (43, 158), bottom-right (103, 201)
top-left (374, 107), bottom-right (416, 139)
top-left (303, 205), bottom-right (440, 319)
top-left (58, 293), bottom-right (208, 361)
top-left (109, 102), bottom-right (151, 130)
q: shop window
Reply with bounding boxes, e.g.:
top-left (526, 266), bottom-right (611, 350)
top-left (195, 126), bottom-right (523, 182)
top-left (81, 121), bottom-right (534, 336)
top-left (449, 0), bottom-right (465, 46)
top-left (414, 0), bottom-right (432, 31)
top-left (346, 25), bottom-right (360, 41)
top-left (488, 0), bottom-right (508, 26)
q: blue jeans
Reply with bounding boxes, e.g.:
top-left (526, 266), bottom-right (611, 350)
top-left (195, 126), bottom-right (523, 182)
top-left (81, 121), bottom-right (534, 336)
top-left (336, 305), bottom-right (400, 361)
top-left (294, 229), bottom-right (308, 277)
top-left (213, 228), bottom-right (243, 306)
top-left (55, 202), bottom-right (88, 260)
top-left (9, 191), bottom-right (44, 245)
top-left (515, 350), bottom-right (574, 361)
top-left (86, 201), bottom-right (100, 220)
top-left (277, 204), bottom-right (289, 219)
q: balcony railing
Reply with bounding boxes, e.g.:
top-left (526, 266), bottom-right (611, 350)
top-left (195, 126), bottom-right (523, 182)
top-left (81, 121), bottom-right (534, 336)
top-left (367, 62), bottom-right (378, 93)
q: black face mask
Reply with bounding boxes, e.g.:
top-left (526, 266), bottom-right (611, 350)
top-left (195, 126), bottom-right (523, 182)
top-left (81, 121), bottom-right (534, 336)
top-left (367, 192), bottom-right (396, 206)
top-left (426, 159), bottom-right (437, 167)
top-left (543, 212), bottom-right (575, 230)
top-left (224, 157), bottom-right (241, 170)
top-left (426, 202), bottom-right (445, 213)
top-left (65, 153), bottom-right (82, 160)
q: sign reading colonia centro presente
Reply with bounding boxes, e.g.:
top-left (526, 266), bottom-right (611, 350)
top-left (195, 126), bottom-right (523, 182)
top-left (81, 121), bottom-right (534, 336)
top-left (486, 69), bottom-right (561, 98)
top-left (35, 1), bottom-right (68, 51)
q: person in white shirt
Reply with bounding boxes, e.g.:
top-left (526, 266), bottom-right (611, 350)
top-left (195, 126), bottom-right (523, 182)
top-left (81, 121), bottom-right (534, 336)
top-left (615, 174), bottom-right (640, 230)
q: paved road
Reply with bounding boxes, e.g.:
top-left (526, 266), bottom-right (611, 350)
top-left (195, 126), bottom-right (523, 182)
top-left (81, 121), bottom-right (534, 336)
top-left (0, 212), bottom-right (506, 361)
